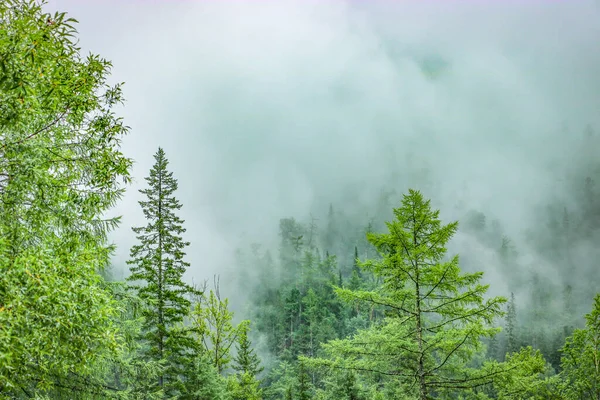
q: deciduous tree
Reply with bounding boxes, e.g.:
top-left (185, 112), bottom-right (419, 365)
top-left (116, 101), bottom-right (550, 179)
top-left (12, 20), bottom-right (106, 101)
top-left (0, 0), bottom-right (131, 395)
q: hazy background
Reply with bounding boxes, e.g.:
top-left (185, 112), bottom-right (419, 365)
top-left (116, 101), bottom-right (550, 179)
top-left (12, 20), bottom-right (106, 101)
top-left (46, 0), bottom-right (600, 314)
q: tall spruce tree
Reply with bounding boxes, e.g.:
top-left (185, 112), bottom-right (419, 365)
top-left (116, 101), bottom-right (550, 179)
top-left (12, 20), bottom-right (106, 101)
top-left (127, 147), bottom-right (199, 395)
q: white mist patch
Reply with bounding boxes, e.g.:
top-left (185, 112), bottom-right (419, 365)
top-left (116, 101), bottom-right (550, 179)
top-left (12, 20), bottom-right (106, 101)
top-left (48, 0), bottom-right (600, 311)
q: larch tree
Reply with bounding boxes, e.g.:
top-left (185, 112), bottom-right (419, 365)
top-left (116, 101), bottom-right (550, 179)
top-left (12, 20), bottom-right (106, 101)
top-left (127, 147), bottom-right (199, 396)
top-left (306, 189), bottom-right (506, 400)
top-left (560, 294), bottom-right (600, 399)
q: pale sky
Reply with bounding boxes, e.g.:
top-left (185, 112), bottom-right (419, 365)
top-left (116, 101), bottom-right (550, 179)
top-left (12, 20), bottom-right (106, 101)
top-left (45, 0), bottom-right (600, 308)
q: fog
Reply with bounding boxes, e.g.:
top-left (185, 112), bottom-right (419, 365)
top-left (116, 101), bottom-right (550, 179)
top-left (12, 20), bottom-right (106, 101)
top-left (48, 0), bottom-right (600, 314)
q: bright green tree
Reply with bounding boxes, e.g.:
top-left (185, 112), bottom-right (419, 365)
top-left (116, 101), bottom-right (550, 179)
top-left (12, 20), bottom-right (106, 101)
top-left (127, 147), bottom-right (199, 396)
top-left (0, 0), bottom-right (132, 396)
top-left (560, 294), bottom-right (600, 399)
top-left (478, 346), bottom-right (557, 399)
top-left (192, 283), bottom-right (247, 374)
top-left (307, 189), bottom-right (506, 399)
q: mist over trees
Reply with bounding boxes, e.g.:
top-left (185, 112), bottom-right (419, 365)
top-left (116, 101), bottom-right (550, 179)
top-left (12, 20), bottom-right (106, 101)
top-left (2, 1), bottom-right (600, 399)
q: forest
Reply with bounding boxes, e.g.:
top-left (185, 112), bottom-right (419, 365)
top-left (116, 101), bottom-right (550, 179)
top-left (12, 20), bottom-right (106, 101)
top-left (1, 1), bottom-right (600, 399)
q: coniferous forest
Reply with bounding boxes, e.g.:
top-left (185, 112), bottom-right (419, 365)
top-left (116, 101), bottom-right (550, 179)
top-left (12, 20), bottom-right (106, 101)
top-left (2, 1), bottom-right (600, 399)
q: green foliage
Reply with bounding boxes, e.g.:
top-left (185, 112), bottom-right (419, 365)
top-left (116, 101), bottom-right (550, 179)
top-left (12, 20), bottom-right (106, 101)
top-left (232, 322), bottom-right (263, 377)
top-left (181, 351), bottom-right (228, 400)
top-left (0, 240), bottom-right (119, 396)
top-left (477, 347), bottom-right (558, 399)
top-left (560, 294), bottom-right (600, 399)
top-left (307, 189), bottom-right (507, 399)
top-left (126, 147), bottom-right (199, 396)
top-left (0, 0), bottom-right (131, 395)
top-left (317, 370), bottom-right (365, 400)
top-left (297, 360), bottom-right (312, 400)
top-left (192, 284), bottom-right (247, 374)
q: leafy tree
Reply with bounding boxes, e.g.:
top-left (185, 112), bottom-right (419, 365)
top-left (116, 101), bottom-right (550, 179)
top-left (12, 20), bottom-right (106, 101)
top-left (307, 189), bottom-right (506, 399)
top-left (192, 282), bottom-right (247, 374)
top-left (0, 0), bottom-right (131, 395)
top-left (126, 147), bottom-right (199, 396)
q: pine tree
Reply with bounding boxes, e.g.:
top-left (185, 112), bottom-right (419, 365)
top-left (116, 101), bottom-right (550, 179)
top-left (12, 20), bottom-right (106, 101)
top-left (127, 147), bottom-right (199, 395)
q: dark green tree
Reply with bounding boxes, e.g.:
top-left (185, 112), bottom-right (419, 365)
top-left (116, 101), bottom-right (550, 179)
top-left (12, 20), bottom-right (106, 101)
top-left (505, 292), bottom-right (518, 357)
top-left (228, 322), bottom-right (263, 400)
top-left (181, 351), bottom-right (227, 400)
top-left (233, 322), bottom-right (263, 377)
top-left (296, 361), bottom-right (312, 400)
top-left (127, 147), bottom-right (199, 396)
top-left (348, 246), bottom-right (363, 291)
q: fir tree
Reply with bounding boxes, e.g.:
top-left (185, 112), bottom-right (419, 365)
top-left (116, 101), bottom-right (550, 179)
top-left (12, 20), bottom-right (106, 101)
top-left (127, 147), bottom-right (199, 395)
top-left (228, 321), bottom-right (264, 399)
top-left (233, 322), bottom-right (263, 377)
